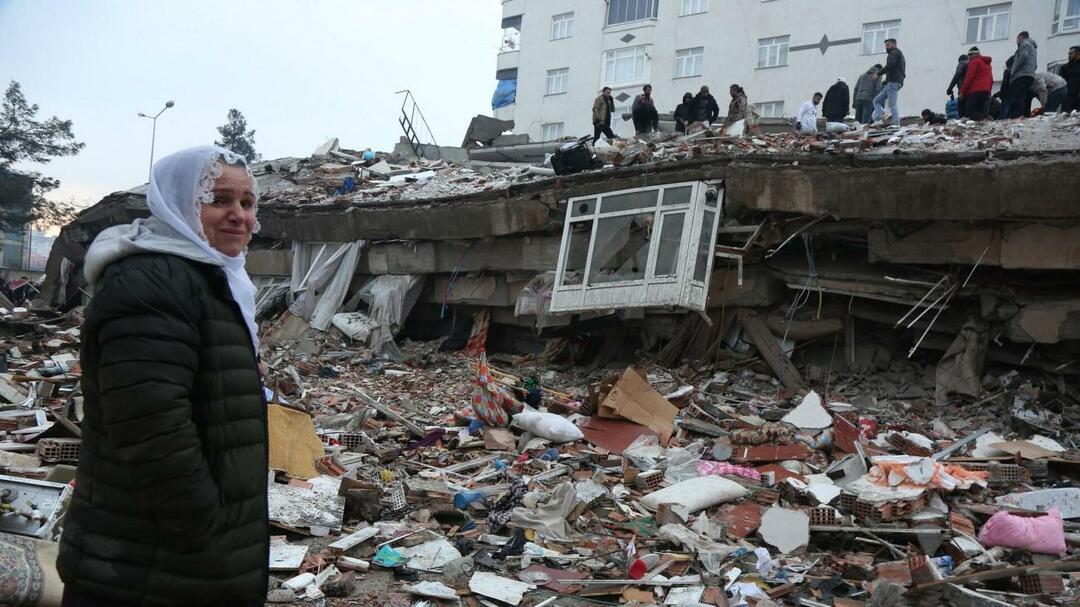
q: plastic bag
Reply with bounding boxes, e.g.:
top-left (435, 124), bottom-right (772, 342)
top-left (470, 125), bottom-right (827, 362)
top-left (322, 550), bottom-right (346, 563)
top-left (977, 507), bottom-right (1066, 555)
top-left (623, 434), bottom-right (662, 471)
top-left (511, 410), bottom-right (583, 443)
top-left (664, 440), bottom-right (705, 483)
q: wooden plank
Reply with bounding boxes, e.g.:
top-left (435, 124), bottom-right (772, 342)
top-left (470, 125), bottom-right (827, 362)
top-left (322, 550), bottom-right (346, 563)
top-left (738, 310), bottom-right (805, 391)
top-left (327, 526), bottom-right (379, 555)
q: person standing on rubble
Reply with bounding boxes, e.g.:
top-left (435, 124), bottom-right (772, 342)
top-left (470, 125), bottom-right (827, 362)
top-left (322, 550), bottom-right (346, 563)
top-left (852, 64), bottom-right (882, 124)
top-left (822, 77), bottom-right (850, 124)
top-left (959, 47), bottom-right (993, 121)
top-left (57, 146), bottom-right (268, 607)
top-left (720, 84), bottom-right (750, 136)
top-left (1060, 46), bottom-right (1080, 113)
top-left (592, 87), bottom-right (616, 143)
top-left (796, 92), bottom-right (822, 133)
top-left (688, 85), bottom-right (720, 131)
top-left (673, 92), bottom-right (694, 133)
top-left (631, 84), bottom-right (659, 135)
top-left (946, 54), bottom-right (970, 116)
top-left (872, 38), bottom-right (906, 127)
top-left (1007, 31), bottom-right (1038, 118)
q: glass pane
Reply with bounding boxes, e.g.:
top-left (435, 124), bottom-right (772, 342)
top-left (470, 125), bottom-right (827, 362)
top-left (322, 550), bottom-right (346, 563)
top-left (662, 186), bottom-right (693, 206)
top-left (967, 17), bottom-right (979, 42)
top-left (562, 221), bottom-right (593, 286)
top-left (654, 213), bottom-right (685, 276)
top-left (995, 14), bottom-right (1008, 38)
top-left (572, 198), bottom-right (597, 217)
top-left (693, 210), bottom-right (715, 282)
top-left (589, 213), bottom-right (653, 285)
top-left (601, 189), bottom-right (658, 213)
top-left (779, 45), bottom-right (788, 66)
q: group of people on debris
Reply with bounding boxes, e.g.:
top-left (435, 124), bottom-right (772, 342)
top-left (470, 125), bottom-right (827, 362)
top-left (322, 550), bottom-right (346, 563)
top-left (589, 33), bottom-right (1080, 142)
top-left (0, 276), bottom-right (37, 306)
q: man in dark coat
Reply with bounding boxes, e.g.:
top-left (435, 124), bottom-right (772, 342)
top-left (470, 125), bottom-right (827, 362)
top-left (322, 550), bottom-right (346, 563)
top-left (690, 85), bottom-right (720, 128)
top-left (673, 92), bottom-right (694, 133)
top-left (852, 64), bottom-right (882, 124)
top-left (822, 78), bottom-right (850, 123)
top-left (1059, 46), bottom-right (1080, 113)
top-left (631, 84), bottom-right (659, 134)
top-left (946, 54), bottom-right (970, 116)
top-left (872, 38), bottom-right (906, 126)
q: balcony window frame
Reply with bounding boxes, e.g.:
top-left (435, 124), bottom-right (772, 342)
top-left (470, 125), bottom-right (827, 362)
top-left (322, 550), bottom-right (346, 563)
top-left (606, 0), bottom-right (658, 27)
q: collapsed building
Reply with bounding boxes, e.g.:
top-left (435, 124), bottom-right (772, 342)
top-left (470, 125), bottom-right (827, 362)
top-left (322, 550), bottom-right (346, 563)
top-left (38, 115), bottom-right (1080, 404)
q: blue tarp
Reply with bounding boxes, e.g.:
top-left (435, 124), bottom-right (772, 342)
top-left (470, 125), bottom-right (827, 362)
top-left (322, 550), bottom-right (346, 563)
top-left (492, 78), bottom-right (517, 110)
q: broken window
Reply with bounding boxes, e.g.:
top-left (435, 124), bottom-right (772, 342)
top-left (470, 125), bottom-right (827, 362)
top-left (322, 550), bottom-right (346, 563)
top-left (500, 15), bottom-right (522, 52)
top-left (550, 181), bottom-right (724, 313)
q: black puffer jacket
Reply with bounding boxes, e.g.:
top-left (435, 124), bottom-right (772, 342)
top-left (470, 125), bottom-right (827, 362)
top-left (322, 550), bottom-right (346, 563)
top-left (58, 253), bottom-right (268, 606)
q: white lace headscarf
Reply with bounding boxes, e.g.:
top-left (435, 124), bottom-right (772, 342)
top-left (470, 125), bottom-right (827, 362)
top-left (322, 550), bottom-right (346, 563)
top-left (147, 145), bottom-right (261, 348)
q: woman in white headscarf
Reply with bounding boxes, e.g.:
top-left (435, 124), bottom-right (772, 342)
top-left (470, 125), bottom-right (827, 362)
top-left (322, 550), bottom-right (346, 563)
top-left (57, 146), bottom-right (268, 606)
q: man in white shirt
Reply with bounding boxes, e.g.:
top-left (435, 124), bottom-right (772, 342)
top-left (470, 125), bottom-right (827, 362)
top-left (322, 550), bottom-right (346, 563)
top-left (797, 92), bottom-right (823, 133)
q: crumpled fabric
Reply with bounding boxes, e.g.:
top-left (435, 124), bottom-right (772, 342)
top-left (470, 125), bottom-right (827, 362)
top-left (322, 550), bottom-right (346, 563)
top-left (656, 523), bottom-right (741, 573)
top-left (486, 477), bottom-right (526, 533)
top-left (509, 482), bottom-right (578, 541)
top-left (935, 317), bottom-right (988, 406)
top-left (697, 461), bottom-right (762, 481)
top-left (470, 353), bottom-right (522, 427)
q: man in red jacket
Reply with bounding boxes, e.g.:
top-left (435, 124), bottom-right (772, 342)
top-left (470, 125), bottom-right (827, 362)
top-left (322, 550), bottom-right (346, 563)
top-left (960, 47), bottom-right (993, 121)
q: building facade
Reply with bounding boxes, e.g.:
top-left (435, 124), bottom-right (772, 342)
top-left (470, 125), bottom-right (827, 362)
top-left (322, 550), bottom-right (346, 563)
top-left (493, 0), bottom-right (1078, 141)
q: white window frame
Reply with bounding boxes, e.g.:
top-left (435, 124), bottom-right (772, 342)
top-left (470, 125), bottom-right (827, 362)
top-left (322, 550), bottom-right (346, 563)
top-left (674, 47), bottom-right (704, 78)
top-left (1053, 0), bottom-right (1080, 34)
top-left (862, 20), bottom-right (900, 55)
top-left (967, 4), bottom-right (1011, 43)
top-left (550, 181), bottom-right (724, 313)
top-left (541, 122), bottom-right (565, 141)
top-left (546, 67), bottom-right (569, 95)
top-left (603, 46), bottom-right (649, 85)
top-left (606, 0), bottom-right (658, 26)
top-left (757, 36), bottom-right (790, 68)
top-left (681, 0), bottom-right (708, 16)
top-left (754, 100), bottom-right (784, 118)
top-left (551, 12), bottom-right (574, 40)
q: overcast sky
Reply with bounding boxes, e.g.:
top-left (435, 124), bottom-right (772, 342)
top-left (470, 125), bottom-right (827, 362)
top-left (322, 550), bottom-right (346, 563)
top-left (0, 0), bottom-right (501, 207)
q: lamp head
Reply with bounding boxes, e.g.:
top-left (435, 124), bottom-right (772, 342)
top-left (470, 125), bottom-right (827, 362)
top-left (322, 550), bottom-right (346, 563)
top-left (165, 100), bottom-right (175, 108)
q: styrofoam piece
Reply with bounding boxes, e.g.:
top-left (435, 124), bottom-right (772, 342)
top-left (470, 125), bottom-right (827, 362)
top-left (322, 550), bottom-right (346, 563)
top-left (996, 488), bottom-right (1080, 519)
top-left (781, 391), bottom-right (832, 429)
top-left (469, 572), bottom-right (535, 606)
top-left (759, 507), bottom-right (810, 554)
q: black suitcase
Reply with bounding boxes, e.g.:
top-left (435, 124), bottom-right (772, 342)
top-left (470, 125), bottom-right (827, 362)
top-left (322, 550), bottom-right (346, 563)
top-left (551, 139), bottom-right (594, 175)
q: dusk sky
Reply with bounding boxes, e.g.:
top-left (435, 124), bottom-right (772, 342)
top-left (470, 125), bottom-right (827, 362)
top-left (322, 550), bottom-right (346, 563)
top-left (0, 0), bottom-right (501, 207)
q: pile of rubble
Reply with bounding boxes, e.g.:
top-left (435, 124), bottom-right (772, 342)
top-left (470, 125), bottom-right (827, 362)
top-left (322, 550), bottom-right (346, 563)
top-left (6, 296), bottom-right (1080, 606)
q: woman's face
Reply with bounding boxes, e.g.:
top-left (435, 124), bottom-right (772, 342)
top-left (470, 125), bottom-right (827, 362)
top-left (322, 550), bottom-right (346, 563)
top-left (201, 164), bottom-right (256, 257)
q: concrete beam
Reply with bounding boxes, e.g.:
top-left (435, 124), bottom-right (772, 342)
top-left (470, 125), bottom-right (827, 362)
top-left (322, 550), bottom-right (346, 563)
top-left (356, 234), bottom-right (579, 274)
top-left (868, 222), bottom-right (1080, 270)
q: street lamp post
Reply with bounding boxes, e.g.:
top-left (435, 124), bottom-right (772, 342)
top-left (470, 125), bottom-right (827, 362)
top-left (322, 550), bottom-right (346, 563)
top-left (137, 100), bottom-right (175, 183)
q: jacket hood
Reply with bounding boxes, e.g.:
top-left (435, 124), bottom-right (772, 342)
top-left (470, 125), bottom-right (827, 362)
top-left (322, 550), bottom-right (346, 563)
top-left (1020, 38), bottom-right (1037, 50)
top-left (973, 54), bottom-right (992, 66)
top-left (84, 217), bottom-right (223, 288)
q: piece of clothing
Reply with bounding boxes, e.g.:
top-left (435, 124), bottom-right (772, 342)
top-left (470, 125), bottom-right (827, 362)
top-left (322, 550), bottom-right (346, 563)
top-left (924, 112), bottom-right (947, 125)
top-left (61, 588), bottom-right (261, 607)
top-left (674, 101), bottom-right (692, 132)
top-left (882, 47), bottom-right (907, 85)
top-left (592, 122), bottom-right (615, 143)
top-left (822, 81), bottom-right (850, 123)
top-left (84, 146), bottom-right (260, 350)
top-left (56, 253), bottom-right (269, 606)
top-left (796, 100), bottom-right (819, 132)
top-left (965, 91), bottom-right (990, 120)
top-left (1010, 38), bottom-right (1038, 82)
top-left (631, 94), bottom-right (659, 134)
top-left (960, 55), bottom-right (993, 97)
top-left (690, 92), bottom-right (720, 124)
top-left (726, 93), bottom-right (749, 125)
top-left (853, 70), bottom-right (881, 104)
top-left (1032, 71), bottom-right (1069, 106)
top-left (989, 95), bottom-right (1004, 119)
top-left (947, 57), bottom-right (970, 95)
top-left (1007, 75), bottom-right (1034, 118)
top-left (873, 82), bottom-right (902, 126)
top-left (1059, 60), bottom-right (1080, 112)
top-left (854, 100), bottom-right (874, 124)
top-left (1044, 87), bottom-right (1067, 112)
top-left (592, 95), bottom-right (614, 125)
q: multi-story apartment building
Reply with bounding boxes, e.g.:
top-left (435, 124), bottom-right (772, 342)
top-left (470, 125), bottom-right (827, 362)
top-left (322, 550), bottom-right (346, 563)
top-left (493, 0), bottom-right (1078, 141)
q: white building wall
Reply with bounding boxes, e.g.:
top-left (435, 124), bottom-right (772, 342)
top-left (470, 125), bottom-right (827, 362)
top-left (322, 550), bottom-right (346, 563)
top-left (496, 0), bottom-right (1075, 142)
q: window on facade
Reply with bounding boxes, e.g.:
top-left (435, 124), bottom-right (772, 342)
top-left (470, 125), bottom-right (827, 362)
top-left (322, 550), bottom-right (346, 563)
top-left (541, 122), bottom-right (565, 141)
top-left (681, 0), bottom-right (708, 16)
top-left (551, 12), bottom-right (574, 40)
top-left (1053, 0), bottom-right (1080, 34)
top-left (550, 181), bottom-right (724, 313)
top-left (967, 4), bottom-right (1010, 43)
top-left (546, 68), bottom-right (569, 95)
top-left (674, 47), bottom-right (704, 78)
top-left (754, 101), bottom-right (784, 118)
top-left (500, 15), bottom-right (522, 52)
top-left (757, 36), bottom-right (789, 68)
top-left (603, 46), bottom-right (648, 84)
top-left (606, 0), bottom-right (657, 26)
top-left (862, 20), bottom-right (900, 55)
